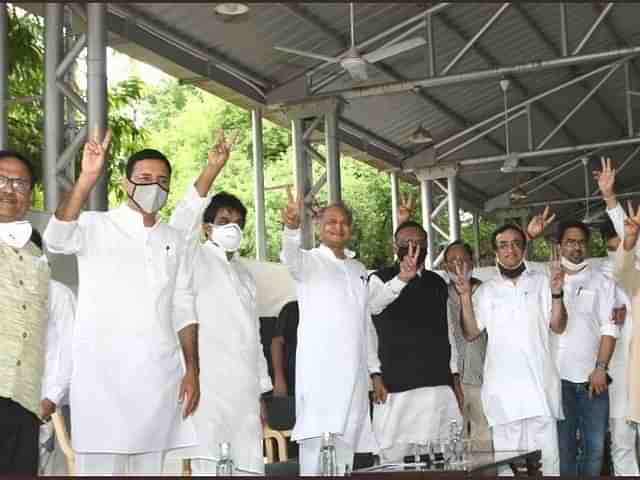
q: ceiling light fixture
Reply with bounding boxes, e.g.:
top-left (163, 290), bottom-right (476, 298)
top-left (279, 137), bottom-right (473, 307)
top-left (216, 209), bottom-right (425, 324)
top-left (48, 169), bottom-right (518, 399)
top-left (408, 124), bottom-right (433, 144)
top-left (214, 3), bottom-right (249, 16)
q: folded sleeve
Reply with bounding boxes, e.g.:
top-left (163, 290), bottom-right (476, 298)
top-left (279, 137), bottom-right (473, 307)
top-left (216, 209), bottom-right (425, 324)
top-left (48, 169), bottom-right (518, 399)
top-left (43, 213), bottom-right (92, 256)
top-left (368, 273), bottom-right (406, 316)
top-left (280, 227), bottom-right (307, 281)
top-left (169, 182), bottom-right (210, 243)
top-left (173, 237), bottom-right (197, 332)
top-left (598, 276), bottom-right (619, 338)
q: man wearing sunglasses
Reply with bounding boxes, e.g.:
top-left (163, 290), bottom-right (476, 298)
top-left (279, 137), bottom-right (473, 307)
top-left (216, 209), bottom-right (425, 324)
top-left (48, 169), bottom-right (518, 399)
top-left (367, 220), bottom-right (462, 463)
top-left (454, 223), bottom-right (567, 475)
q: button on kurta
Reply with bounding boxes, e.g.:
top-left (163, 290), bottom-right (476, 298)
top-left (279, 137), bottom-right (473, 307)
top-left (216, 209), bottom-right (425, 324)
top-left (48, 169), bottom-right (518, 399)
top-left (22, 332), bottom-right (28, 339)
top-left (16, 360), bottom-right (21, 366)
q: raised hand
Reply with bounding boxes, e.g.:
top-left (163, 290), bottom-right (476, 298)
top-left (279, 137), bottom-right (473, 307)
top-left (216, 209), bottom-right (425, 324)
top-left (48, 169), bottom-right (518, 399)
top-left (208, 128), bottom-right (239, 170)
top-left (624, 200), bottom-right (640, 240)
top-left (593, 156), bottom-right (616, 199)
top-left (453, 261), bottom-right (472, 297)
top-left (81, 126), bottom-right (112, 179)
top-left (398, 192), bottom-right (414, 224)
top-left (398, 242), bottom-right (420, 282)
top-left (549, 245), bottom-right (565, 295)
top-left (527, 205), bottom-right (556, 240)
top-left (282, 185), bottom-right (301, 229)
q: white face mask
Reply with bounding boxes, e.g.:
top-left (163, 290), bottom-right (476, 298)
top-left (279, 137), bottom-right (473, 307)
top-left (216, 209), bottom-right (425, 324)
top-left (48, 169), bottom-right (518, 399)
top-left (561, 255), bottom-right (588, 272)
top-left (210, 223), bottom-right (243, 252)
top-left (0, 221), bottom-right (32, 248)
top-left (129, 182), bottom-right (168, 214)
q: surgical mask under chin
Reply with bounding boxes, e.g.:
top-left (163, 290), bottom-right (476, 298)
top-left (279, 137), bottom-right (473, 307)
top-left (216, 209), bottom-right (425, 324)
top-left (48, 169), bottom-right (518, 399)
top-left (210, 223), bottom-right (243, 252)
top-left (129, 182), bottom-right (168, 214)
top-left (496, 256), bottom-right (526, 279)
top-left (561, 255), bottom-right (588, 272)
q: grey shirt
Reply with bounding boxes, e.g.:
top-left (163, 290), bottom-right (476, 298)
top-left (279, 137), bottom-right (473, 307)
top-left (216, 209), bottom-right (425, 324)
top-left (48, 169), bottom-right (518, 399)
top-left (447, 278), bottom-right (487, 386)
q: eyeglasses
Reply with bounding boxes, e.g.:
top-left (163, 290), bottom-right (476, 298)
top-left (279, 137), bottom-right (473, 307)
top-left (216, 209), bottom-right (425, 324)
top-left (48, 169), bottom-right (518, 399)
top-left (397, 239), bottom-right (427, 248)
top-left (496, 240), bottom-right (524, 251)
top-left (0, 175), bottom-right (31, 194)
top-left (562, 239), bottom-right (587, 248)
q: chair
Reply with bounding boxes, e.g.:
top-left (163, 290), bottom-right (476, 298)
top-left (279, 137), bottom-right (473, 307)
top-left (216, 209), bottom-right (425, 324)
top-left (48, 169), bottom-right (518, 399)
top-left (263, 425), bottom-right (289, 463)
top-left (51, 410), bottom-right (75, 475)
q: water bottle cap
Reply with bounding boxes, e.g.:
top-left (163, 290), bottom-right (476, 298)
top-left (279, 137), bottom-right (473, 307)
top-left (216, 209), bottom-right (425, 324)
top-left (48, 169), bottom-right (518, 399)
top-left (220, 442), bottom-right (231, 457)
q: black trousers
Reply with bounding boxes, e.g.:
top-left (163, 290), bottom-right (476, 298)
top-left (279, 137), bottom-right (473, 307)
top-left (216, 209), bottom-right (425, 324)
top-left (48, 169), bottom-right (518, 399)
top-left (0, 397), bottom-right (39, 474)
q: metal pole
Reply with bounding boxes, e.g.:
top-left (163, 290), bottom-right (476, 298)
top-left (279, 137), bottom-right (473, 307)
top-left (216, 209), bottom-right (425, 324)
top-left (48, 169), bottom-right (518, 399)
top-left (44, 3), bottom-right (64, 212)
top-left (316, 46), bottom-right (640, 101)
top-left (460, 136), bottom-right (640, 167)
top-left (426, 12), bottom-right (436, 77)
top-left (526, 104), bottom-right (534, 151)
top-left (0, 4), bottom-right (7, 149)
top-left (420, 179), bottom-right (435, 268)
top-left (472, 211), bottom-right (481, 267)
top-left (447, 174), bottom-right (460, 241)
top-left (325, 109), bottom-right (341, 203)
top-left (87, 3), bottom-right (108, 211)
top-left (292, 118), bottom-right (313, 249)
top-left (390, 171), bottom-right (400, 234)
top-left (560, 3), bottom-right (569, 57)
top-left (572, 3), bottom-right (614, 56)
top-left (536, 61), bottom-right (621, 150)
top-left (252, 109), bottom-right (266, 261)
top-left (441, 3), bottom-right (510, 76)
top-left (626, 61), bottom-right (635, 137)
top-left (520, 190), bottom-right (640, 209)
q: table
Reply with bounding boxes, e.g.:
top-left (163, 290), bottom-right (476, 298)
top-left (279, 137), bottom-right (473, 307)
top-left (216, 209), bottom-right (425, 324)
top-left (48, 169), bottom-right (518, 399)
top-left (353, 450), bottom-right (542, 477)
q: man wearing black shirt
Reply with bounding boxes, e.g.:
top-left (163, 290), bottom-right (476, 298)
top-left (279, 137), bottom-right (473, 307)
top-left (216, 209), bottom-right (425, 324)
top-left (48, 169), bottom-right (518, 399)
top-left (367, 221), bottom-right (461, 462)
top-left (270, 301), bottom-right (299, 397)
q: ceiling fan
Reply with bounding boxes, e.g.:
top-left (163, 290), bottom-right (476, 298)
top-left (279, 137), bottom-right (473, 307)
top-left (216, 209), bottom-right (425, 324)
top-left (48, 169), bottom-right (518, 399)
top-left (274, 4), bottom-right (426, 81)
top-left (498, 79), bottom-right (549, 174)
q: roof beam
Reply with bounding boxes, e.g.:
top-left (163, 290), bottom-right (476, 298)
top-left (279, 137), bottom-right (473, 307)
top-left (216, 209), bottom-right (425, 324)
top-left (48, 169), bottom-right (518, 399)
top-left (436, 9), bottom-right (581, 147)
top-left (513, 4), bottom-right (626, 138)
top-left (279, 3), bottom-right (349, 47)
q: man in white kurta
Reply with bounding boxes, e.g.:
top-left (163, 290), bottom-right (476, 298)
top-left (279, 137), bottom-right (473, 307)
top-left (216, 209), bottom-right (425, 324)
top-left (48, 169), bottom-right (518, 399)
top-left (43, 139), bottom-right (198, 474)
top-left (280, 193), bottom-right (416, 475)
top-left (455, 223), bottom-right (566, 476)
top-left (166, 135), bottom-right (272, 475)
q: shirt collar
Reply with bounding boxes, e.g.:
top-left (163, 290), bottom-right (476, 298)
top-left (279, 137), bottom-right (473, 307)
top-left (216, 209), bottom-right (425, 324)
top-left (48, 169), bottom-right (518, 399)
top-left (318, 243), bottom-right (355, 260)
top-left (109, 203), bottom-right (160, 237)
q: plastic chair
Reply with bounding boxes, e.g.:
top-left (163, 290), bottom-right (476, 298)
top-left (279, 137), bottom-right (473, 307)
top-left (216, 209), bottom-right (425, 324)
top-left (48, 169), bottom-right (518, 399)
top-left (263, 425), bottom-right (289, 463)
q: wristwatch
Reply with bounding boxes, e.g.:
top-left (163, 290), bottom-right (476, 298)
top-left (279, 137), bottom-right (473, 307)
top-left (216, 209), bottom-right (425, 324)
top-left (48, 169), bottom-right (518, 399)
top-left (370, 372), bottom-right (382, 380)
top-left (595, 360), bottom-right (608, 371)
top-left (551, 291), bottom-right (564, 299)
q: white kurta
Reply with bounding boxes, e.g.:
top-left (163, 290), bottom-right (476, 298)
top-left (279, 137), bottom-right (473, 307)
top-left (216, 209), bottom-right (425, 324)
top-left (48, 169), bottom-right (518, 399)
top-left (166, 186), bottom-right (272, 473)
top-left (473, 267), bottom-right (563, 427)
top-left (280, 228), bottom-right (377, 452)
top-left (43, 205), bottom-right (197, 453)
top-left (41, 279), bottom-right (76, 406)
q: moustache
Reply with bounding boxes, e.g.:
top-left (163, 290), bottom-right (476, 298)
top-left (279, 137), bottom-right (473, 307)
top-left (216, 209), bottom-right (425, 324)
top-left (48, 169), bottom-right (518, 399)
top-left (0, 193), bottom-right (18, 204)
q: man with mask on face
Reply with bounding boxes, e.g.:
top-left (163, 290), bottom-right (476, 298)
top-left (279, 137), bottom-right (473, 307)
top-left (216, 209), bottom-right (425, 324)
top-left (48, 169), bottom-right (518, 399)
top-left (455, 223), bottom-right (566, 475)
top-left (167, 130), bottom-right (272, 475)
top-left (442, 240), bottom-right (491, 451)
top-left (43, 133), bottom-right (199, 475)
top-left (280, 190), bottom-right (418, 475)
top-left (367, 221), bottom-right (462, 463)
top-left (527, 216), bottom-right (618, 476)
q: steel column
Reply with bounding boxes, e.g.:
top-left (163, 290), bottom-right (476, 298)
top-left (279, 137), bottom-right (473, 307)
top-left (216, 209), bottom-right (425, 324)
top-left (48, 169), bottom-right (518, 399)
top-left (626, 61), bottom-right (635, 137)
top-left (325, 109), bottom-right (341, 203)
top-left (44, 4), bottom-right (64, 211)
top-left (560, 4), bottom-right (569, 57)
top-left (292, 118), bottom-right (313, 249)
top-left (426, 12), bottom-right (436, 77)
top-left (420, 179), bottom-right (435, 268)
top-left (0, 4), bottom-right (7, 149)
top-left (252, 109), bottom-right (266, 261)
top-left (87, 3), bottom-right (108, 211)
top-left (572, 3), bottom-right (614, 56)
top-left (390, 171), bottom-right (400, 234)
top-left (447, 175), bottom-right (460, 241)
top-left (472, 212), bottom-right (481, 267)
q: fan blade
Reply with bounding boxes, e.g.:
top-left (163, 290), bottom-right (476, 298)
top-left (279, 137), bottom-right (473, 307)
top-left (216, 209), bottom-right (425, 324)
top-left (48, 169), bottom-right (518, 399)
top-left (274, 46), bottom-right (340, 63)
top-left (362, 37), bottom-right (426, 64)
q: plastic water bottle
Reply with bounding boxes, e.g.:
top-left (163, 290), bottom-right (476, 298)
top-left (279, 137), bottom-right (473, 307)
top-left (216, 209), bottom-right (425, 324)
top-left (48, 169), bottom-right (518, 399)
top-left (216, 441), bottom-right (235, 476)
top-left (318, 432), bottom-right (337, 476)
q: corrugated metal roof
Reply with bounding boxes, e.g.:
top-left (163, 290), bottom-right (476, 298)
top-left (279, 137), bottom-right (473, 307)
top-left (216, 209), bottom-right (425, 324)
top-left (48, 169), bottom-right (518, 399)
top-left (17, 1), bottom-right (640, 216)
